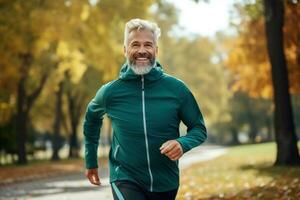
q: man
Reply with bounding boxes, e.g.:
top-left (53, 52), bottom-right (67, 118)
top-left (83, 18), bottom-right (207, 200)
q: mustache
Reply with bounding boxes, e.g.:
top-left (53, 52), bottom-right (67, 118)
top-left (134, 53), bottom-right (152, 59)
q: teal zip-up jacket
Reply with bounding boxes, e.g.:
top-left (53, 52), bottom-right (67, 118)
top-left (83, 62), bottom-right (207, 192)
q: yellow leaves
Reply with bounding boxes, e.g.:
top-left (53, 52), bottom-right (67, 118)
top-left (260, 85), bottom-right (273, 99)
top-left (80, 4), bottom-right (90, 21)
top-left (285, 44), bottom-right (297, 61)
top-left (56, 41), bottom-right (69, 59)
top-left (68, 59), bottom-right (87, 84)
top-left (226, 3), bottom-right (300, 99)
top-left (96, 24), bottom-right (106, 35)
top-left (0, 53), bottom-right (19, 92)
top-left (230, 61), bottom-right (273, 99)
top-left (13, 2), bottom-right (22, 13)
top-left (33, 39), bottom-right (50, 57)
top-left (56, 40), bottom-right (87, 84)
top-left (226, 27), bottom-right (272, 99)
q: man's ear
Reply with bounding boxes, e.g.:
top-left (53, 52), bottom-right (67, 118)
top-left (156, 46), bottom-right (158, 54)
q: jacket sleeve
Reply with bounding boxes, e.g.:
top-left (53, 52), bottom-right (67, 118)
top-left (83, 83), bottom-right (109, 169)
top-left (176, 85), bottom-right (207, 153)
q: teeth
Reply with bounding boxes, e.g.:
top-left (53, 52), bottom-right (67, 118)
top-left (137, 58), bottom-right (147, 60)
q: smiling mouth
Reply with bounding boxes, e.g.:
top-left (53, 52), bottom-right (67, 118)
top-left (136, 57), bottom-right (148, 61)
top-left (135, 57), bottom-right (150, 65)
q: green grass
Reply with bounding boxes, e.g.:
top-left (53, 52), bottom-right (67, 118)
top-left (177, 142), bottom-right (300, 200)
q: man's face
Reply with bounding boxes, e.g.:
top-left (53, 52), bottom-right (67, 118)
top-left (124, 28), bottom-right (158, 75)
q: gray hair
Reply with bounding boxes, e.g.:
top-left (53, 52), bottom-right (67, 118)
top-left (124, 18), bottom-right (161, 47)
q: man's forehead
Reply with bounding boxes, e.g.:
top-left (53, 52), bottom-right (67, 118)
top-left (128, 28), bottom-right (155, 42)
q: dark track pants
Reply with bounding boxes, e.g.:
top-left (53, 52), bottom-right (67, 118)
top-left (111, 180), bottom-right (178, 200)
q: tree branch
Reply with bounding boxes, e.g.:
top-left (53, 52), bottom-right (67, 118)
top-left (26, 72), bottom-right (49, 112)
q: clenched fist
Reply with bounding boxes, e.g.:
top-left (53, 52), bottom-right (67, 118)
top-left (160, 140), bottom-right (183, 161)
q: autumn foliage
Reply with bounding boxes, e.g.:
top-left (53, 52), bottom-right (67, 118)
top-left (226, 2), bottom-right (300, 98)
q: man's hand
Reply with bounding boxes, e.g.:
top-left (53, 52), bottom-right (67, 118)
top-left (85, 168), bottom-right (101, 186)
top-left (160, 140), bottom-right (183, 161)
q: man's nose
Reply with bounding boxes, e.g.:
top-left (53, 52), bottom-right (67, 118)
top-left (137, 45), bottom-right (147, 53)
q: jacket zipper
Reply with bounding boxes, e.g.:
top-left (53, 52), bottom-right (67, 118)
top-left (141, 75), bottom-right (153, 192)
top-left (114, 145), bottom-right (120, 173)
top-left (114, 145), bottom-right (120, 160)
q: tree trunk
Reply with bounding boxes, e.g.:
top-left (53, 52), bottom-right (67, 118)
top-left (68, 95), bottom-right (79, 158)
top-left (51, 81), bottom-right (64, 161)
top-left (69, 124), bottom-right (79, 158)
top-left (16, 53), bottom-right (31, 165)
top-left (263, 0), bottom-right (300, 165)
top-left (249, 123), bottom-right (258, 143)
top-left (16, 76), bottom-right (28, 164)
top-left (231, 128), bottom-right (240, 145)
top-left (246, 107), bottom-right (258, 143)
top-left (16, 113), bottom-right (28, 164)
top-left (67, 91), bottom-right (84, 158)
top-left (15, 53), bottom-right (49, 164)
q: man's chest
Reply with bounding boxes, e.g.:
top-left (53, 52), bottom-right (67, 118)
top-left (106, 85), bottom-right (181, 135)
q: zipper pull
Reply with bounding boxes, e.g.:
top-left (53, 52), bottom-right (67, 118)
top-left (141, 75), bottom-right (144, 90)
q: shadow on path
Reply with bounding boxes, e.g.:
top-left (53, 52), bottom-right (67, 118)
top-left (0, 169), bottom-right (111, 200)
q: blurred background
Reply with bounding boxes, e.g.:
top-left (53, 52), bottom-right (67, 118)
top-left (0, 0), bottom-right (299, 199)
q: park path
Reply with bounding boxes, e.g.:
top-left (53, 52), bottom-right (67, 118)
top-left (0, 145), bottom-right (226, 200)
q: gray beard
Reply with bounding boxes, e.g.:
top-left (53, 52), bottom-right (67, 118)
top-left (128, 59), bottom-right (156, 75)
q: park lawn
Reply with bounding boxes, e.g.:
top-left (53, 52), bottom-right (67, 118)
top-left (177, 142), bottom-right (300, 200)
top-left (0, 158), bottom-right (108, 185)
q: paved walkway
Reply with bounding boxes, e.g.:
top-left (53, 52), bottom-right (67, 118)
top-left (179, 145), bottom-right (227, 169)
top-left (0, 145), bottom-right (226, 200)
